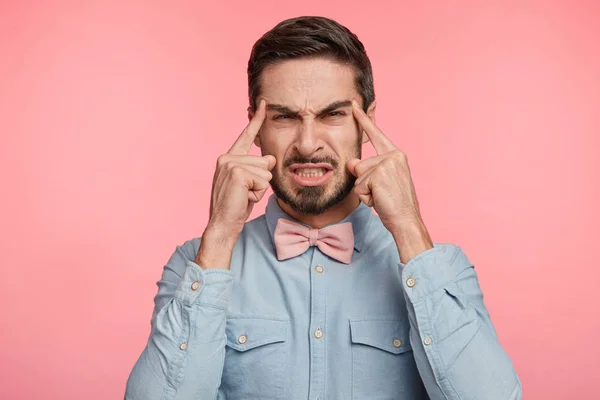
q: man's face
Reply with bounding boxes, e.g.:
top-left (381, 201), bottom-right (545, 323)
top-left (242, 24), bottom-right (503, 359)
top-left (252, 57), bottom-right (372, 215)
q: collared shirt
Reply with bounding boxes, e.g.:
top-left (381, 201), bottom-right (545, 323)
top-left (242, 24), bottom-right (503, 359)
top-left (126, 195), bottom-right (522, 400)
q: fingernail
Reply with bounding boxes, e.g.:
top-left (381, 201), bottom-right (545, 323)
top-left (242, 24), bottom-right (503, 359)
top-left (352, 100), bottom-right (359, 108)
top-left (260, 99), bottom-right (266, 108)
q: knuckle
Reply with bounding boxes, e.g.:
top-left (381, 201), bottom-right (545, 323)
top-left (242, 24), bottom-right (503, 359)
top-left (230, 166), bottom-right (245, 180)
top-left (394, 150), bottom-right (407, 161)
top-left (383, 158), bottom-right (396, 168)
top-left (216, 154), bottom-right (229, 168)
top-left (226, 159), bottom-right (242, 172)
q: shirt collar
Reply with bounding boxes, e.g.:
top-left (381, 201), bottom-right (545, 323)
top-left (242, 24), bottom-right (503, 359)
top-left (264, 193), bottom-right (372, 254)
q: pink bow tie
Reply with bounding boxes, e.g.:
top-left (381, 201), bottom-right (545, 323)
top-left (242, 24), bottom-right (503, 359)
top-left (273, 218), bottom-right (355, 264)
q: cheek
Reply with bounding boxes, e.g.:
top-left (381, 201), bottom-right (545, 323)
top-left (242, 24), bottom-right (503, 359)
top-left (259, 129), bottom-right (294, 166)
top-left (327, 124), bottom-right (361, 155)
top-left (260, 126), bottom-right (289, 149)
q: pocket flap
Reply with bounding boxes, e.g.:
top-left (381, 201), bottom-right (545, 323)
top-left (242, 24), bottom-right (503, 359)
top-left (350, 319), bottom-right (412, 355)
top-left (226, 317), bottom-right (289, 351)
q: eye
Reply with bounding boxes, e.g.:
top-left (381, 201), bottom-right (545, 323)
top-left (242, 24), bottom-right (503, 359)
top-left (273, 115), bottom-right (292, 120)
top-left (326, 111), bottom-right (345, 117)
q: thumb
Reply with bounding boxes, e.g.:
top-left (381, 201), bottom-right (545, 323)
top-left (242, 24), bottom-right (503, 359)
top-left (347, 158), bottom-right (360, 177)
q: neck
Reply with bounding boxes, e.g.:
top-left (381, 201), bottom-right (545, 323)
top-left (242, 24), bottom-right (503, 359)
top-left (276, 193), bottom-right (361, 229)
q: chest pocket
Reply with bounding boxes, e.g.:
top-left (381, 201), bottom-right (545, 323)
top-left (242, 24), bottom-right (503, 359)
top-left (220, 317), bottom-right (290, 400)
top-left (350, 318), bottom-right (426, 400)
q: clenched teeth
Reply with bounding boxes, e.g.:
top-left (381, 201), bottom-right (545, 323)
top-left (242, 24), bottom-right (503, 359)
top-left (295, 168), bottom-right (326, 177)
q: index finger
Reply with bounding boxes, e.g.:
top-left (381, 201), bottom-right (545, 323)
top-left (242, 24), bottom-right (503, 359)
top-left (228, 99), bottom-right (267, 155)
top-left (351, 100), bottom-right (396, 155)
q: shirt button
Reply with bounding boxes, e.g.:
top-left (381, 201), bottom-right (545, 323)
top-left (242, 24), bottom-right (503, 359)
top-left (392, 338), bottom-right (403, 348)
top-left (406, 277), bottom-right (416, 288)
top-left (191, 281), bottom-right (201, 291)
top-left (315, 265), bottom-right (324, 274)
top-left (179, 342), bottom-right (188, 351)
top-left (314, 328), bottom-right (323, 339)
top-left (237, 334), bottom-right (248, 345)
top-left (423, 336), bottom-right (433, 346)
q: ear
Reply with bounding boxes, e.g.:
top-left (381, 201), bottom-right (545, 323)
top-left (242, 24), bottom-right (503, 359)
top-left (361, 100), bottom-right (377, 144)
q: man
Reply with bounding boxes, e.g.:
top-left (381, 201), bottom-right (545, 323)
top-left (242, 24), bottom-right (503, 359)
top-left (125, 16), bottom-right (522, 400)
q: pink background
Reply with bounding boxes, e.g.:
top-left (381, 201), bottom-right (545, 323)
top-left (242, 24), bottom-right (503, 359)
top-left (1, 1), bottom-right (598, 399)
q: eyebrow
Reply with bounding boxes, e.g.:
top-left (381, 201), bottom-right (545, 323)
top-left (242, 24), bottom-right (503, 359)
top-left (266, 100), bottom-right (353, 117)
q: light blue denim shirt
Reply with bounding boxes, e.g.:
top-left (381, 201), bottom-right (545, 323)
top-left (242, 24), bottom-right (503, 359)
top-left (126, 194), bottom-right (522, 400)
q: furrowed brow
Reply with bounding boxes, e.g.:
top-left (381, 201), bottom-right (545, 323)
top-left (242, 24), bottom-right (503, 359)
top-left (316, 100), bottom-right (353, 116)
top-left (266, 100), bottom-right (353, 117)
top-left (266, 104), bottom-right (299, 116)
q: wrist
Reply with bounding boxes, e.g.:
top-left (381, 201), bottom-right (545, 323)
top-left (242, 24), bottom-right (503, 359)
top-left (205, 219), bottom-right (243, 242)
top-left (204, 221), bottom-right (240, 244)
top-left (392, 219), bottom-right (433, 265)
top-left (195, 226), bottom-right (238, 270)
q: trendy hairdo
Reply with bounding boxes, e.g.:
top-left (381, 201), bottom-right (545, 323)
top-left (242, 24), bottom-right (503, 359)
top-left (247, 16), bottom-right (375, 112)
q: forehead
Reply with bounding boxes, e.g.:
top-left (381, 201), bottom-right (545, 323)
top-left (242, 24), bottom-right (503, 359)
top-left (260, 57), bottom-right (358, 110)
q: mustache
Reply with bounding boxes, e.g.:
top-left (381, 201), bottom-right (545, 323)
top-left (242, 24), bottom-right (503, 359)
top-left (283, 155), bottom-right (339, 169)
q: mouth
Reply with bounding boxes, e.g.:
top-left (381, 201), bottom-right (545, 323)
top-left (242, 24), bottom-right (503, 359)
top-left (288, 163), bottom-right (334, 186)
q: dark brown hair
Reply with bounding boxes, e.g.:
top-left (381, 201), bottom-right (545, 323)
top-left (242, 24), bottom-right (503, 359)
top-left (247, 16), bottom-right (375, 112)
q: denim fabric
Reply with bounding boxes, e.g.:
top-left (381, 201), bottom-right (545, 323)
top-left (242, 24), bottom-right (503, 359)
top-left (125, 195), bottom-right (522, 400)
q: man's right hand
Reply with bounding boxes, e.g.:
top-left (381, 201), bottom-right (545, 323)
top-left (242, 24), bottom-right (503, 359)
top-left (196, 99), bottom-right (276, 270)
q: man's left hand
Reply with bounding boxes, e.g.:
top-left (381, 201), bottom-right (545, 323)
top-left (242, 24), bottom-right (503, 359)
top-left (347, 99), bottom-right (433, 263)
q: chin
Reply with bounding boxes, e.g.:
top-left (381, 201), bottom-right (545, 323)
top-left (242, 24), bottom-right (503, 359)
top-left (271, 174), bottom-right (356, 216)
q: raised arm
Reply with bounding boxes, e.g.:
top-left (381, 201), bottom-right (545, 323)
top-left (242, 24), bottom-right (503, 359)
top-left (125, 99), bottom-right (275, 399)
top-left (348, 99), bottom-right (521, 399)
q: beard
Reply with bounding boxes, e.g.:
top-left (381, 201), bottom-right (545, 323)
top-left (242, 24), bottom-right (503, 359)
top-left (265, 137), bottom-right (362, 216)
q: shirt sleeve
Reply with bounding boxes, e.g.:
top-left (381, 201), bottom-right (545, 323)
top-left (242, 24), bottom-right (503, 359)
top-left (399, 243), bottom-right (522, 400)
top-left (125, 238), bottom-right (236, 400)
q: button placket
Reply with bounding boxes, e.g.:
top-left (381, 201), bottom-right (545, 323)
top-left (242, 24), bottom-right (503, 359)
top-left (308, 251), bottom-right (327, 400)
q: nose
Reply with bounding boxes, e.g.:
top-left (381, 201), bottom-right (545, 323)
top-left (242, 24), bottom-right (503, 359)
top-left (294, 119), bottom-right (323, 157)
